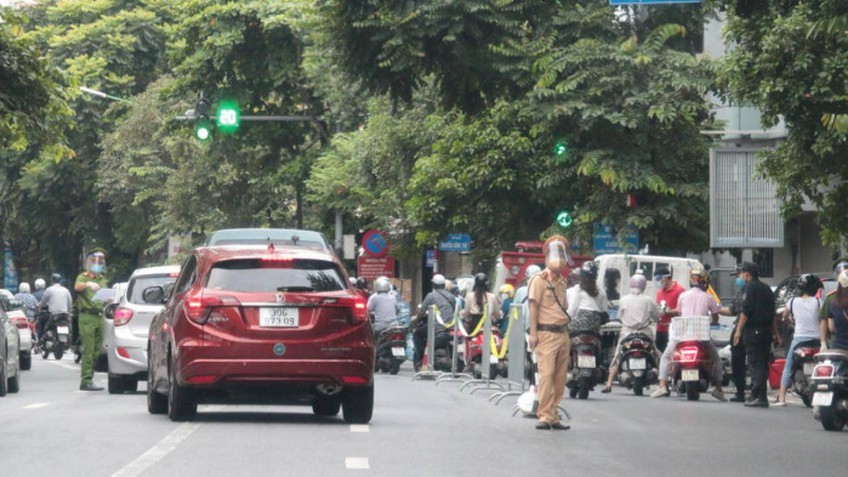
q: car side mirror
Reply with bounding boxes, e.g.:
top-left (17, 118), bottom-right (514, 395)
top-left (103, 303), bottom-right (118, 320)
top-left (142, 286), bottom-right (166, 305)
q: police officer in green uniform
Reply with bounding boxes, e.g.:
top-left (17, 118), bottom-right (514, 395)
top-left (74, 248), bottom-right (109, 391)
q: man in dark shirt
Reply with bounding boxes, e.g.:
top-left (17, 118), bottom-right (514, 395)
top-left (412, 274), bottom-right (456, 372)
top-left (732, 262), bottom-right (779, 407)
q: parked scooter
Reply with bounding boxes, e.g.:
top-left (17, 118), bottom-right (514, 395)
top-left (668, 339), bottom-right (715, 401)
top-left (614, 332), bottom-right (659, 396)
top-left (811, 349), bottom-right (848, 431)
top-left (786, 339), bottom-right (821, 407)
top-left (37, 308), bottom-right (72, 360)
top-left (567, 331), bottom-right (605, 399)
top-left (375, 324), bottom-right (409, 375)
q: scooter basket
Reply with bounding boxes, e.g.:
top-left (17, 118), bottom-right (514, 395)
top-left (670, 316), bottom-right (711, 341)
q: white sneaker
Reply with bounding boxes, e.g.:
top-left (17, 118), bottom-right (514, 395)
top-left (650, 386), bottom-right (669, 398)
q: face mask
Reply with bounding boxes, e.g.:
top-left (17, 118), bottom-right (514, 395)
top-left (735, 277), bottom-right (745, 287)
top-left (91, 264), bottom-right (104, 274)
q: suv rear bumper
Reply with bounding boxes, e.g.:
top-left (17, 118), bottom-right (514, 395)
top-left (177, 357), bottom-right (373, 388)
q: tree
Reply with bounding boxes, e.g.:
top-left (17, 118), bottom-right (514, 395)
top-left (722, 0), bottom-right (848, 245)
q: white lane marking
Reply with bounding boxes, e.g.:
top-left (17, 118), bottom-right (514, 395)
top-left (345, 457), bottom-right (370, 470)
top-left (43, 360), bottom-right (79, 372)
top-left (350, 424), bottom-right (370, 433)
top-left (111, 422), bottom-right (201, 477)
top-left (23, 403), bottom-right (49, 410)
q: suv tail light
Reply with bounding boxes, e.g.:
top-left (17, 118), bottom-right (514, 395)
top-left (185, 292), bottom-right (242, 324)
top-left (324, 296), bottom-right (368, 324)
top-left (113, 308), bottom-right (134, 327)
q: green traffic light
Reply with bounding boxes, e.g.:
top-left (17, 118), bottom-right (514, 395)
top-left (216, 99), bottom-right (240, 133)
top-left (195, 122), bottom-right (212, 142)
top-left (556, 211), bottom-right (573, 228)
top-left (553, 138), bottom-right (568, 158)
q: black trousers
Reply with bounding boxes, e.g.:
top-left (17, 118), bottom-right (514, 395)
top-left (412, 326), bottom-right (451, 364)
top-left (655, 331), bottom-right (669, 353)
top-left (731, 325), bottom-right (747, 395)
top-left (744, 327), bottom-right (772, 402)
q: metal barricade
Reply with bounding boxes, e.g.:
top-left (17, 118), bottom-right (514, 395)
top-left (489, 303), bottom-right (528, 404)
top-left (460, 304), bottom-right (506, 394)
top-left (412, 306), bottom-right (441, 380)
top-left (435, 302), bottom-right (475, 385)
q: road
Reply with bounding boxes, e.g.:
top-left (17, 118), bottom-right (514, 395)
top-left (1, 356), bottom-right (845, 477)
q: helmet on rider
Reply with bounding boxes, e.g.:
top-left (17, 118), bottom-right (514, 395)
top-left (473, 273), bottom-right (489, 292)
top-left (432, 274), bottom-right (446, 289)
top-left (374, 277), bottom-right (391, 293)
top-left (34, 278), bottom-right (46, 290)
top-left (525, 264), bottom-right (542, 280)
top-left (798, 274), bottom-right (823, 296)
top-left (690, 266), bottom-right (708, 291)
top-left (835, 259), bottom-right (848, 276)
top-left (355, 277), bottom-right (368, 290)
top-left (499, 284), bottom-right (515, 299)
top-left (580, 261), bottom-right (599, 280)
top-left (349, 277), bottom-right (357, 286)
top-left (19, 282), bottom-right (31, 293)
top-left (629, 273), bottom-right (647, 294)
top-left (51, 273), bottom-right (63, 284)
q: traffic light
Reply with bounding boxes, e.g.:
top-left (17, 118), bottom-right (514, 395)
top-left (556, 210), bottom-right (573, 228)
top-left (194, 97), bottom-right (212, 142)
top-left (553, 137), bottom-right (568, 159)
top-left (216, 99), bottom-right (240, 134)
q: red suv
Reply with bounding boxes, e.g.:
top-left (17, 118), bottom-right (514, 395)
top-left (144, 244), bottom-right (374, 422)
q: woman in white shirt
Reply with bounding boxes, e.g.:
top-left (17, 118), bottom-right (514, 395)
top-left (566, 262), bottom-right (610, 334)
top-left (775, 274), bottom-right (828, 406)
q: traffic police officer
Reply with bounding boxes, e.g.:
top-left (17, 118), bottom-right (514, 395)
top-left (75, 248), bottom-right (109, 391)
top-left (527, 235), bottom-right (572, 430)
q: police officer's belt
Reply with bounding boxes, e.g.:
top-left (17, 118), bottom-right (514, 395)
top-left (537, 323), bottom-right (568, 333)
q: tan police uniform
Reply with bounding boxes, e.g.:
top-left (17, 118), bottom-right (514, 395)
top-left (528, 268), bottom-right (570, 425)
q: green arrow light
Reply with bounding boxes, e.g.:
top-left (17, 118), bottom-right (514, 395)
top-left (556, 211), bottom-right (573, 228)
top-left (553, 138), bottom-right (568, 158)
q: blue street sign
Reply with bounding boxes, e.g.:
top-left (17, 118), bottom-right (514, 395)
top-left (438, 234), bottom-right (472, 253)
top-left (610, 0), bottom-right (700, 4)
top-left (593, 224), bottom-right (639, 255)
top-left (362, 230), bottom-right (389, 258)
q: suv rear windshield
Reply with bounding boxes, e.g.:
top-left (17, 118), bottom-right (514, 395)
top-left (127, 274), bottom-right (177, 305)
top-left (206, 259), bottom-right (346, 293)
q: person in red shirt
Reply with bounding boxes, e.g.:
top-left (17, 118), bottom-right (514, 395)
top-left (654, 267), bottom-right (685, 352)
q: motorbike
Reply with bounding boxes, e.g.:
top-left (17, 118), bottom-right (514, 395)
top-left (614, 332), bottom-right (659, 396)
top-left (461, 325), bottom-right (506, 379)
top-left (785, 339), bottom-right (821, 407)
top-left (567, 331), bottom-right (605, 399)
top-left (811, 349), bottom-right (848, 431)
top-left (668, 339), bottom-right (715, 401)
top-left (38, 309), bottom-right (72, 360)
top-left (375, 324), bottom-right (409, 375)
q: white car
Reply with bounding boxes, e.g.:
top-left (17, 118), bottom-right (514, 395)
top-left (1, 303), bottom-right (22, 395)
top-left (106, 266), bottom-right (179, 394)
top-left (0, 289), bottom-right (33, 371)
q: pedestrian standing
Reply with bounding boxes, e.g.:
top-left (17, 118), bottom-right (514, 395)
top-left (719, 266), bottom-right (748, 402)
top-left (527, 235), bottom-right (572, 431)
top-left (74, 248), bottom-right (109, 391)
top-left (654, 267), bottom-right (684, 352)
top-left (732, 262), bottom-right (778, 408)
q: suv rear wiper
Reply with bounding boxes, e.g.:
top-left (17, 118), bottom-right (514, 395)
top-left (275, 286), bottom-right (316, 292)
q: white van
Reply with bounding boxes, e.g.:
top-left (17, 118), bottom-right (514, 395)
top-left (594, 254), bottom-right (705, 307)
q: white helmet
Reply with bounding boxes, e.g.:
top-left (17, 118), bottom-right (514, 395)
top-left (349, 277), bottom-right (357, 286)
top-left (432, 274), bottom-right (446, 288)
top-left (19, 282), bottom-right (31, 293)
top-left (374, 278), bottom-right (391, 293)
top-left (34, 278), bottom-right (46, 290)
top-left (525, 265), bottom-right (542, 280)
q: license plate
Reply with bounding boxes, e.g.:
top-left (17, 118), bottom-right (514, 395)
top-left (391, 347), bottom-right (405, 357)
top-left (682, 369), bottom-right (700, 382)
top-left (812, 392), bottom-right (833, 407)
top-left (259, 308), bottom-right (299, 328)
top-left (804, 362), bottom-right (816, 376)
top-left (578, 355), bottom-right (596, 369)
top-left (57, 326), bottom-right (69, 335)
top-left (629, 358), bottom-right (646, 370)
